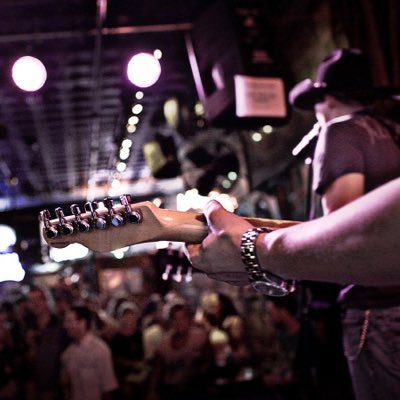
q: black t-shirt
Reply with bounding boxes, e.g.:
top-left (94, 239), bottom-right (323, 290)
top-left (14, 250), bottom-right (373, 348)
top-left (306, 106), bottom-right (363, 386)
top-left (110, 331), bottom-right (144, 379)
top-left (312, 113), bottom-right (400, 309)
top-left (313, 114), bottom-right (400, 195)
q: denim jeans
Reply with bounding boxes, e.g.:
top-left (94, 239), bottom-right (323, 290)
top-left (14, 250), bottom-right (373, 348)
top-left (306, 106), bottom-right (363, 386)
top-left (342, 305), bottom-right (400, 400)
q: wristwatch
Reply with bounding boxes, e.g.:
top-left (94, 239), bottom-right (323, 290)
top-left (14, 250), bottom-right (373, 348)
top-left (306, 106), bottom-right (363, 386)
top-left (240, 227), bottom-right (296, 296)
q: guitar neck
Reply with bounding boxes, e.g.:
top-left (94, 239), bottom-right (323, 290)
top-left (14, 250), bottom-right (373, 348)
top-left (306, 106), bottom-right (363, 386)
top-left (154, 208), bottom-right (298, 243)
top-left (41, 201), bottom-right (299, 252)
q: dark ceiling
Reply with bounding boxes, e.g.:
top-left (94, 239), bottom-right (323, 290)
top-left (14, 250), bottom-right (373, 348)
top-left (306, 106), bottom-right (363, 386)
top-left (0, 0), bottom-right (344, 214)
top-left (0, 0), bottom-right (221, 211)
top-left (2, 0), bottom-right (341, 216)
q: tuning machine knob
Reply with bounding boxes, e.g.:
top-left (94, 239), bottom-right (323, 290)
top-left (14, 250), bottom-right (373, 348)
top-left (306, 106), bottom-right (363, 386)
top-left (162, 264), bottom-right (173, 281)
top-left (39, 209), bottom-right (59, 239)
top-left (103, 197), bottom-right (124, 227)
top-left (55, 207), bottom-right (74, 236)
top-left (85, 201), bottom-right (107, 230)
top-left (70, 204), bottom-right (90, 232)
top-left (120, 194), bottom-right (142, 224)
top-left (185, 266), bottom-right (193, 283)
top-left (172, 265), bottom-right (183, 283)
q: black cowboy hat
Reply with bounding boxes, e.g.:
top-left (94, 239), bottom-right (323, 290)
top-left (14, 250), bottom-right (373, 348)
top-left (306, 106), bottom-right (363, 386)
top-left (289, 48), bottom-right (399, 111)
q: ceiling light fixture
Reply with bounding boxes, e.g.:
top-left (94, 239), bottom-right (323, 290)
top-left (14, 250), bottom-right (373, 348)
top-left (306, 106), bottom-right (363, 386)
top-left (128, 115), bottom-right (139, 125)
top-left (131, 104), bottom-right (143, 114)
top-left (121, 138), bottom-right (133, 148)
top-left (135, 91), bottom-right (144, 100)
top-left (153, 49), bottom-right (163, 59)
top-left (127, 53), bottom-right (161, 88)
top-left (12, 56), bottom-right (47, 92)
top-left (127, 125), bottom-right (137, 133)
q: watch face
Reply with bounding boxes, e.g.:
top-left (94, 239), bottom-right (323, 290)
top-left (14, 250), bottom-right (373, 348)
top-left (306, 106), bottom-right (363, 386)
top-left (252, 280), bottom-right (291, 297)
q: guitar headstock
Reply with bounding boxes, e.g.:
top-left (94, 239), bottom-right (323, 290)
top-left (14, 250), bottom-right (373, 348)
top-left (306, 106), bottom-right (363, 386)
top-left (39, 194), bottom-right (208, 252)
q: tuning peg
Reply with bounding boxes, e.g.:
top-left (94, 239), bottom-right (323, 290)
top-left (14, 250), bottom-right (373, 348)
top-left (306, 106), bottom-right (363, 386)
top-left (55, 208), bottom-right (74, 236)
top-left (103, 197), bottom-right (124, 227)
top-left (120, 193), bottom-right (132, 204)
top-left (162, 264), bottom-right (173, 281)
top-left (120, 194), bottom-right (142, 224)
top-left (185, 266), bottom-right (193, 283)
top-left (286, 280), bottom-right (297, 294)
top-left (84, 201), bottom-right (107, 230)
top-left (39, 209), bottom-right (59, 239)
top-left (172, 265), bottom-right (183, 283)
top-left (70, 204), bottom-right (90, 233)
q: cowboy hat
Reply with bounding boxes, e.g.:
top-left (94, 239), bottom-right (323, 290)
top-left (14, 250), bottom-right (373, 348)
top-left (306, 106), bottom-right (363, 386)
top-left (289, 48), bottom-right (398, 111)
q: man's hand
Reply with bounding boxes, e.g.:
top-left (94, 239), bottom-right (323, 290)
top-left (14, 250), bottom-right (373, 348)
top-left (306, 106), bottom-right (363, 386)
top-left (184, 200), bottom-right (253, 286)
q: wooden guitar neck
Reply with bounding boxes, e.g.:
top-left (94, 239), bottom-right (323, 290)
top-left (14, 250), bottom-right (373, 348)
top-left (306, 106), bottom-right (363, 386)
top-left (40, 196), bottom-right (299, 252)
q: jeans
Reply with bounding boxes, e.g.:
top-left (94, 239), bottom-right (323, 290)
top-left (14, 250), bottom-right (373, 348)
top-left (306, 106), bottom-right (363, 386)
top-left (342, 305), bottom-right (400, 400)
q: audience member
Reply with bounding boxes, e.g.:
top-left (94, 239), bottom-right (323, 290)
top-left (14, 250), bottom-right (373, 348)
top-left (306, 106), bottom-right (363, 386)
top-left (264, 296), bottom-right (300, 384)
top-left (23, 286), bottom-right (69, 400)
top-left (0, 307), bottom-right (18, 399)
top-left (61, 305), bottom-right (118, 400)
top-left (222, 315), bottom-right (254, 380)
top-left (147, 302), bottom-right (214, 400)
top-left (141, 294), bottom-right (168, 362)
top-left (110, 301), bottom-right (149, 400)
top-left (195, 290), bottom-right (239, 332)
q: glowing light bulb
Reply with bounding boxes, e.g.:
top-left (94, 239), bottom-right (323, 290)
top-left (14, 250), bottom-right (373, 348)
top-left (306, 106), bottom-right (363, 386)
top-left (12, 56), bottom-right (47, 91)
top-left (127, 53), bottom-right (161, 88)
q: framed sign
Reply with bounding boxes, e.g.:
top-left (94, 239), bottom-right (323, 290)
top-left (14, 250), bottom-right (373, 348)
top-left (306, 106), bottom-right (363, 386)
top-left (234, 75), bottom-right (287, 118)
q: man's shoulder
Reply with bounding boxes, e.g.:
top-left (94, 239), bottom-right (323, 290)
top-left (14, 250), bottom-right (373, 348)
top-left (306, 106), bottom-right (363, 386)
top-left (64, 333), bottom-right (110, 354)
top-left (324, 115), bottom-right (369, 144)
top-left (85, 333), bottom-right (110, 351)
top-left (327, 114), bottom-right (363, 132)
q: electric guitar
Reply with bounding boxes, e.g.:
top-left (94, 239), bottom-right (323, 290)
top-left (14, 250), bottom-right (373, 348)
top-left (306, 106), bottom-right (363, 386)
top-left (40, 194), bottom-right (299, 252)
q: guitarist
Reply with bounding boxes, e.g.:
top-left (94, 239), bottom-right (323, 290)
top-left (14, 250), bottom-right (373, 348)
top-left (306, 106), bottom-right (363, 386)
top-left (187, 49), bottom-right (400, 400)
top-left (288, 48), bottom-right (400, 400)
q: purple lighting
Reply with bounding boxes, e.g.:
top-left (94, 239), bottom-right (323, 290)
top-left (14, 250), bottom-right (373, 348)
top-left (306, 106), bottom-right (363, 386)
top-left (12, 56), bottom-right (47, 92)
top-left (127, 53), bottom-right (161, 88)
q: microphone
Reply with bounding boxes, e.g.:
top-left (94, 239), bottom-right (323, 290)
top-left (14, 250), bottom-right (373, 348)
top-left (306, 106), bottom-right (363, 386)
top-left (292, 122), bottom-right (321, 156)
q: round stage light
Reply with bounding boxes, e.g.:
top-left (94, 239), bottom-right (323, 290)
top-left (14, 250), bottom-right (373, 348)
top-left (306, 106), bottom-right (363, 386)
top-left (127, 53), bottom-right (161, 88)
top-left (12, 56), bottom-right (47, 92)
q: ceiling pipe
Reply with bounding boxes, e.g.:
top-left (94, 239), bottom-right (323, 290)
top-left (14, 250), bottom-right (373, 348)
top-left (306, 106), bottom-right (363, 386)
top-left (0, 23), bottom-right (193, 44)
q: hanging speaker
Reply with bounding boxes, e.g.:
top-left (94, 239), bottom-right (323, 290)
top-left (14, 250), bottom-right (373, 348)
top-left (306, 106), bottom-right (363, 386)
top-left (186, 0), bottom-right (289, 128)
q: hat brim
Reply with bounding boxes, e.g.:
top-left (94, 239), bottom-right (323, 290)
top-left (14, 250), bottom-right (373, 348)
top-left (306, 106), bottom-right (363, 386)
top-left (288, 79), bottom-right (326, 111)
top-left (289, 78), bottom-right (400, 111)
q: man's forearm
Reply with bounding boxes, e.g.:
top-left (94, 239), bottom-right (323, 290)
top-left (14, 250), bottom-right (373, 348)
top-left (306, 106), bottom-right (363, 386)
top-left (259, 178), bottom-right (400, 286)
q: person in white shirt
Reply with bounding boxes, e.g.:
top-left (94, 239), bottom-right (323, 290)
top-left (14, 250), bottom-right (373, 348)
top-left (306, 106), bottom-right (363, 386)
top-left (61, 305), bottom-right (118, 400)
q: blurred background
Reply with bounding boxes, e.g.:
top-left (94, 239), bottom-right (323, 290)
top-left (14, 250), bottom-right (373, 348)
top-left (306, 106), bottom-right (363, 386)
top-left (0, 0), bottom-right (398, 314)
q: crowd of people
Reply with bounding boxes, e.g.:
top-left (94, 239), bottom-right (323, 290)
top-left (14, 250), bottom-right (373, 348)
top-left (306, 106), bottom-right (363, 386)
top-left (0, 280), bottom-right (351, 400)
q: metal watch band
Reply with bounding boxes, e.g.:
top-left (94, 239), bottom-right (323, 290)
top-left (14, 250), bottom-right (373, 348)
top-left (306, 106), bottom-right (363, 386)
top-left (240, 227), bottom-right (296, 297)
